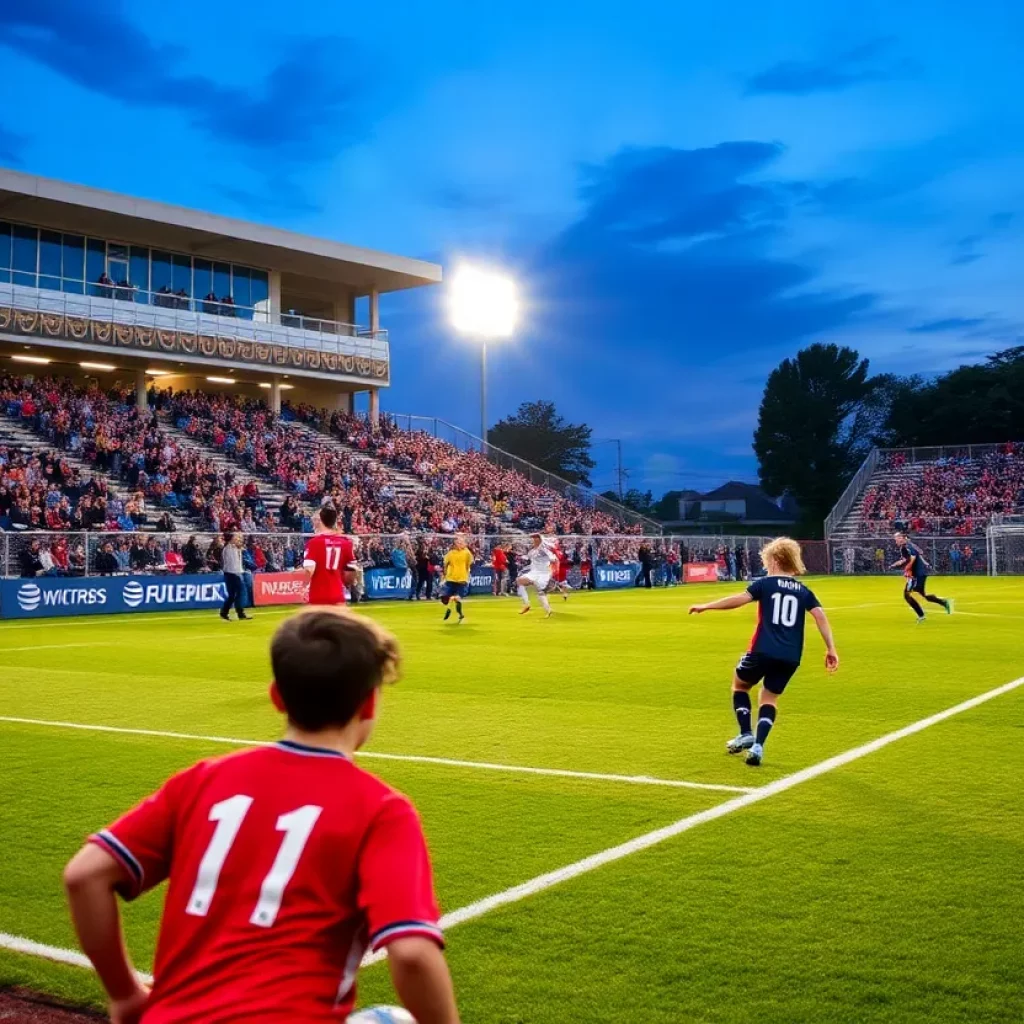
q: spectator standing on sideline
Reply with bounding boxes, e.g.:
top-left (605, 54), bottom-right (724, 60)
top-left (636, 543), bottom-right (654, 589)
top-left (95, 542), bottom-right (118, 575)
top-left (414, 539), bottom-right (431, 600)
top-left (183, 535), bottom-right (203, 574)
top-left (220, 531), bottom-right (250, 621)
top-left (492, 543), bottom-right (508, 596)
top-left (506, 546), bottom-right (518, 595)
top-left (19, 539), bottom-right (44, 577)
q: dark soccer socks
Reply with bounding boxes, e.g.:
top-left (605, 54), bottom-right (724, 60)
top-left (904, 592), bottom-right (924, 618)
top-left (756, 704), bottom-right (777, 746)
top-left (443, 608), bottom-right (452, 621)
top-left (733, 690), bottom-right (752, 736)
top-left (455, 599), bottom-right (463, 618)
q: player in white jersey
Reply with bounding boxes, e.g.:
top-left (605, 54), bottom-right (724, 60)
top-left (516, 533), bottom-right (558, 617)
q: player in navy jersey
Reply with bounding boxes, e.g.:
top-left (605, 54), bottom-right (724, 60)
top-left (690, 538), bottom-right (838, 767)
top-left (890, 531), bottom-right (953, 622)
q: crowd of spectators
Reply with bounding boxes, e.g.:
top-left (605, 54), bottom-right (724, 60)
top-left (1, 375), bottom-right (278, 535)
top-left (861, 443), bottom-right (1024, 536)
top-left (289, 404), bottom-right (643, 536)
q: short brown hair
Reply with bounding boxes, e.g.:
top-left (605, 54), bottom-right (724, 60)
top-left (760, 537), bottom-right (807, 576)
top-left (270, 609), bottom-right (401, 731)
top-left (319, 506), bottom-right (338, 530)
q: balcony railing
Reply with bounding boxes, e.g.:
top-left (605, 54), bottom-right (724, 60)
top-left (0, 281), bottom-right (389, 382)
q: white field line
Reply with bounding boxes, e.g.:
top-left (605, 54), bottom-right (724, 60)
top-left (0, 716), bottom-right (751, 794)
top-left (0, 607), bottom-right (298, 632)
top-left (0, 633), bottom-right (235, 653)
top-left (2, 676), bottom-right (1023, 979)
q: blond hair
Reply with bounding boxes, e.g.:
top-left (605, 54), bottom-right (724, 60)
top-left (760, 537), bottom-right (806, 576)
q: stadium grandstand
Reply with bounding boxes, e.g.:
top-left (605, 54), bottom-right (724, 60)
top-left (825, 442), bottom-right (1024, 574)
top-left (0, 169), bottom-right (657, 576)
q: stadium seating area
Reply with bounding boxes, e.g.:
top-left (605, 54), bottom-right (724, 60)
top-left (2, 373), bottom-right (643, 541)
top-left (832, 442), bottom-right (1024, 538)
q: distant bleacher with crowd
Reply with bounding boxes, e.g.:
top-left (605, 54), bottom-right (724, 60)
top-left (829, 442), bottom-right (1024, 539)
top-left (0, 373), bottom-right (644, 541)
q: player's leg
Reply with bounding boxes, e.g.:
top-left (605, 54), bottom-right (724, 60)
top-left (919, 576), bottom-right (952, 613)
top-left (538, 585), bottom-right (552, 616)
top-left (903, 578), bottom-right (924, 620)
top-left (727, 655), bottom-right (760, 752)
top-left (455, 584), bottom-right (465, 622)
top-left (440, 584), bottom-right (453, 621)
top-left (746, 662), bottom-right (795, 766)
top-left (516, 574), bottom-right (532, 612)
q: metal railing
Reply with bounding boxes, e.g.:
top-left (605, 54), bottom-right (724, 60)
top-left (828, 537), bottom-right (990, 575)
top-left (377, 413), bottom-right (663, 533)
top-left (0, 281), bottom-right (389, 363)
top-left (1, 531), bottom-right (825, 580)
top-left (823, 448), bottom-right (879, 538)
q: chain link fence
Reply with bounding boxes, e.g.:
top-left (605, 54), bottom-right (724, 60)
top-left (2, 530), bottom-right (831, 583)
top-left (826, 537), bottom-right (989, 575)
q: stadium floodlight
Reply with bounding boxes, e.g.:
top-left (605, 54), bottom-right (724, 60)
top-left (447, 264), bottom-right (520, 449)
top-left (11, 354), bottom-right (51, 365)
top-left (206, 376), bottom-right (235, 385)
top-left (145, 368), bottom-right (170, 376)
top-left (80, 362), bottom-right (117, 372)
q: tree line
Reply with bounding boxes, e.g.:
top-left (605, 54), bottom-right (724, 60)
top-left (483, 346), bottom-right (1024, 535)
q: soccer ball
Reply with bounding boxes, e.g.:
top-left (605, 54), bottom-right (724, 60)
top-left (348, 1008), bottom-right (416, 1024)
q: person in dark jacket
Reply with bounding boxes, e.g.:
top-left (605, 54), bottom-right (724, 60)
top-left (19, 540), bottom-right (44, 578)
top-left (183, 536), bottom-right (204, 574)
top-left (94, 542), bottom-right (119, 575)
top-left (637, 543), bottom-right (654, 589)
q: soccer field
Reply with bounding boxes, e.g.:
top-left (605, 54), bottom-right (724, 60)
top-left (1, 576), bottom-right (1023, 1023)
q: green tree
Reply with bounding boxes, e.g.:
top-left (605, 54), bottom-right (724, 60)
top-left (754, 343), bottom-right (877, 536)
top-left (881, 347), bottom-right (1024, 446)
top-left (489, 401), bottom-right (596, 486)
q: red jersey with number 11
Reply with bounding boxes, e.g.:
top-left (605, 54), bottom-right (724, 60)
top-left (304, 533), bottom-right (354, 605)
top-left (89, 742), bottom-right (443, 1023)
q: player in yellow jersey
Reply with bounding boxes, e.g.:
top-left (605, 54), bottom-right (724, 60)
top-left (441, 535), bottom-right (474, 623)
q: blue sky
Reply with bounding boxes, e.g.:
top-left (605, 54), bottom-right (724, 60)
top-left (1, 0), bottom-right (1022, 495)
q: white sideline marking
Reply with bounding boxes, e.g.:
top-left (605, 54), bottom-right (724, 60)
top-left (366, 673), bottom-right (1024, 962)
top-left (2, 676), bottom-right (1022, 979)
top-left (0, 633), bottom-right (232, 653)
top-left (0, 717), bottom-right (751, 794)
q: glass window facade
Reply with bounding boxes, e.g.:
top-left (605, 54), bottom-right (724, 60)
top-left (0, 219), bottom-right (270, 320)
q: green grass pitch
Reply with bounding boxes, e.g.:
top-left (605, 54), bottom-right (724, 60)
top-left (1, 576), bottom-right (1023, 1023)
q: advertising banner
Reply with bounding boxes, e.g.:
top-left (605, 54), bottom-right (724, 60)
top-left (254, 571), bottom-right (308, 606)
top-left (683, 562), bottom-right (720, 583)
top-left (593, 562), bottom-right (641, 590)
top-left (365, 567), bottom-right (413, 600)
top-left (469, 567), bottom-right (495, 595)
top-left (0, 573), bottom-right (228, 620)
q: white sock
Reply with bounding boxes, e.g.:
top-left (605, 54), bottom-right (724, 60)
top-left (539, 592), bottom-right (551, 612)
top-left (518, 585), bottom-right (530, 606)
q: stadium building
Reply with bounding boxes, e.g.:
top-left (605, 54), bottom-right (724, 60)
top-left (0, 168), bottom-right (441, 418)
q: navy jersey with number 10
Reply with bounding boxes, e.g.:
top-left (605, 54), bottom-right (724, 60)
top-left (747, 576), bottom-right (821, 664)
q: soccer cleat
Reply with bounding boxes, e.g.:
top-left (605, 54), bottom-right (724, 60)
top-left (458, 614), bottom-right (465, 624)
top-left (916, 615), bottom-right (927, 625)
top-left (545, 609), bottom-right (554, 618)
top-left (726, 733), bottom-right (755, 754)
top-left (443, 608), bottom-right (452, 622)
top-left (944, 599), bottom-right (954, 615)
top-left (519, 606), bottom-right (531, 615)
top-left (746, 743), bottom-right (764, 767)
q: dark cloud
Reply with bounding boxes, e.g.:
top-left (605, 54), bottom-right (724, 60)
top-left (950, 252), bottom-right (983, 266)
top-left (908, 317), bottom-right (988, 333)
top-left (215, 179), bottom-right (320, 218)
top-left (533, 143), bottom-right (875, 362)
top-left (989, 211), bottom-right (1014, 230)
top-left (746, 37), bottom-right (902, 96)
top-left (0, 1), bottom-right (366, 162)
top-left (0, 124), bottom-right (28, 165)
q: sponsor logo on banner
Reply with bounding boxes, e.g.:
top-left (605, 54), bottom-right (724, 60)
top-left (683, 562), bottom-right (720, 583)
top-left (0, 573), bottom-right (228, 620)
top-left (594, 562), bottom-right (641, 590)
top-left (255, 572), bottom-right (308, 606)
top-left (366, 568), bottom-right (413, 599)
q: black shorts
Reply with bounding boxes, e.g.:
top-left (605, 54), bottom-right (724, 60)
top-left (904, 575), bottom-right (928, 595)
top-left (735, 653), bottom-right (799, 695)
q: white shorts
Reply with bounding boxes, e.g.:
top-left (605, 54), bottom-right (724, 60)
top-left (523, 570), bottom-right (551, 590)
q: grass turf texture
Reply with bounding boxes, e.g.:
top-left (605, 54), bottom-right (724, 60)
top-left (0, 576), bottom-right (1021, 1023)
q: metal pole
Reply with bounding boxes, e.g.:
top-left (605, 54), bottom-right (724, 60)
top-left (616, 439), bottom-right (624, 500)
top-left (481, 341), bottom-right (488, 454)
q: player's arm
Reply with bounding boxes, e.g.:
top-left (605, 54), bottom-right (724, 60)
top-left (64, 844), bottom-right (149, 1022)
top-left (810, 606), bottom-right (840, 672)
top-left (302, 539), bottom-right (318, 580)
top-left (688, 591), bottom-right (753, 614)
top-left (387, 938), bottom-right (460, 1024)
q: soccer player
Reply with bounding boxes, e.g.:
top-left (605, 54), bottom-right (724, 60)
top-left (441, 534), bottom-right (473, 623)
top-left (552, 542), bottom-right (573, 600)
top-left (302, 506), bottom-right (356, 606)
top-left (890, 530), bottom-right (953, 622)
top-left (516, 533), bottom-right (558, 617)
top-left (63, 609), bottom-right (460, 1024)
top-left (689, 537), bottom-right (839, 767)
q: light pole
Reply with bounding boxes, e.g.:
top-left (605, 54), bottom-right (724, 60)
top-left (596, 438), bottom-right (626, 499)
top-left (447, 265), bottom-right (519, 453)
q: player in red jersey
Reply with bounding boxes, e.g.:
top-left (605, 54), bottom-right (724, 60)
top-left (552, 544), bottom-right (573, 600)
top-left (64, 609), bottom-right (460, 1024)
top-left (303, 505), bottom-right (356, 606)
